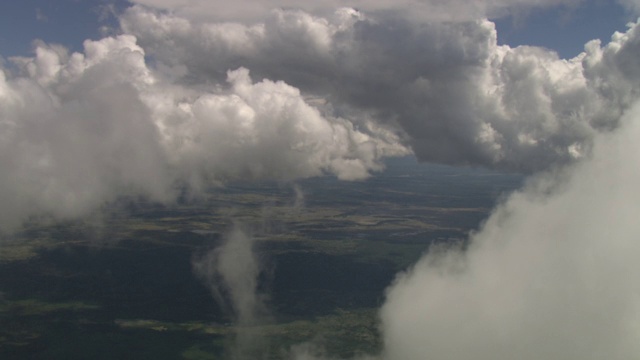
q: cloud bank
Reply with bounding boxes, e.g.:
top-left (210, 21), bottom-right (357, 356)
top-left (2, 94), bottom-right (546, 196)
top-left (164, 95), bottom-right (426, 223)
top-left (120, 5), bottom-right (640, 172)
top-left (128, 0), bottom-right (585, 23)
top-left (381, 100), bottom-right (640, 360)
top-left (3, 2), bottom-right (640, 230)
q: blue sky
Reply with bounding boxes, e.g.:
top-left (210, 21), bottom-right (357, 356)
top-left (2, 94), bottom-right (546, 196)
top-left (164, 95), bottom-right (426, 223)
top-left (0, 0), bottom-right (128, 57)
top-left (0, 0), bottom-right (633, 60)
top-left (493, 1), bottom-right (631, 58)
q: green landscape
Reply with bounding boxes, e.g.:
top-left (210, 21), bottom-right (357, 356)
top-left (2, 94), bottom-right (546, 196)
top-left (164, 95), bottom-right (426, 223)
top-left (0, 159), bottom-right (522, 359)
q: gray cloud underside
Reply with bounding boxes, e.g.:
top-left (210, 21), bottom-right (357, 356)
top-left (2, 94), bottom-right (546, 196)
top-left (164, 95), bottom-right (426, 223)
top-left (129, 0), bottom-right (586, 22)
top-left (121, 6), bottom-right (640, 172)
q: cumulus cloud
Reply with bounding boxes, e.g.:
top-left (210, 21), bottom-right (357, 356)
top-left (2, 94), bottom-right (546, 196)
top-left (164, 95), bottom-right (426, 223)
top-left (121, 6), bottom-right (640, 172)
top-left (0, 36), bottom-right (172, 229)
top-left (380, 102), bottom-right (640, 360)
top-left (162, 66), bottom-right (404, 183)
top-left (128, 0), bottom-right (585, 23)
top-left (0, 32), bottom-right (404, 230)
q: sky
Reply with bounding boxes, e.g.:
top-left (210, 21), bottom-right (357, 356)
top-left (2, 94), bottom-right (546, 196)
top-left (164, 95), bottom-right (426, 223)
top-left (493, 1), bottom-right (630, 57)
top-left (3, 1), bottom-right (640, 359)
top-left (0, 0), bottom-right (126, 57)
top-left (0, 1), bottom-right (634, 58)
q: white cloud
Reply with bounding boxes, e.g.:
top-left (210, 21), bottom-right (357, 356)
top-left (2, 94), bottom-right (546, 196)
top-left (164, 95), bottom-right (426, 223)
top-left (0, 36), bottom-right (170, 229)
top-left (0, 33), bottom-right (405, 230)
top-left (159, 66), bottom-right (405, 184)
top-left (380, 101), bottom-right (640, 360)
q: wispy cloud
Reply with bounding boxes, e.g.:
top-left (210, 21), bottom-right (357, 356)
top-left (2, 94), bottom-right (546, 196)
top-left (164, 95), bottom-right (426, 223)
top-left (35, 8), bottom-right (48, 22)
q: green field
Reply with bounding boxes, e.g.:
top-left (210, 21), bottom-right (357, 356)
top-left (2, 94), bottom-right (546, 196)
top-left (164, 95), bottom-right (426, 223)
top-left (0, 159), bottom-right (521, 359)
